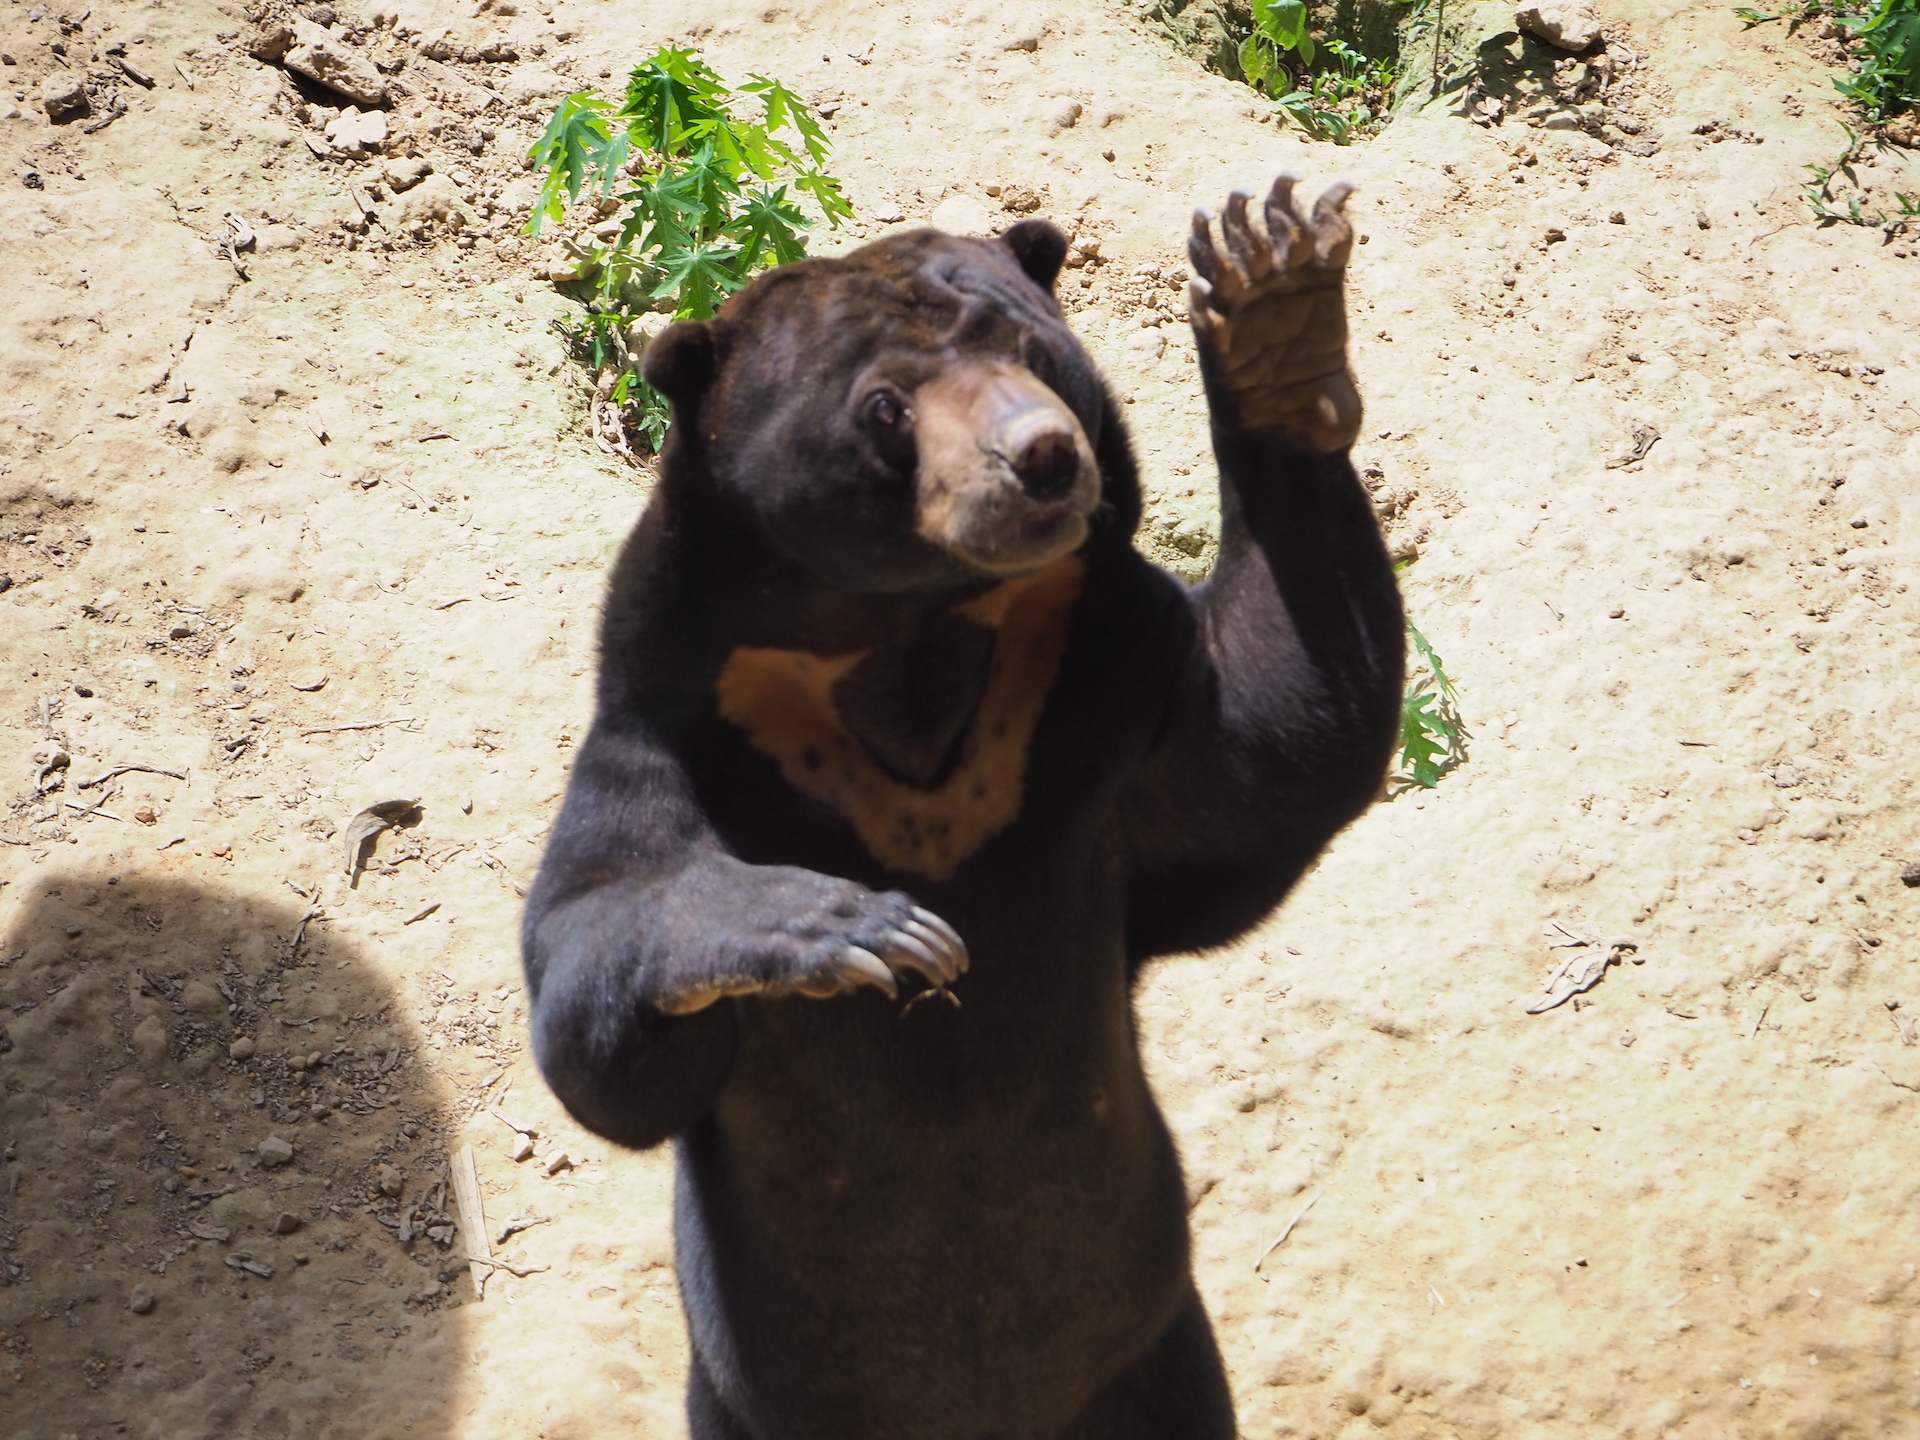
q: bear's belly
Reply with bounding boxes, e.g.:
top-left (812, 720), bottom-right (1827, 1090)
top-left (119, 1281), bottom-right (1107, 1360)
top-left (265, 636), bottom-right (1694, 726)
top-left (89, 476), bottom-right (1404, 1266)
top-left (676, 935), bottom-right (1191, 1439)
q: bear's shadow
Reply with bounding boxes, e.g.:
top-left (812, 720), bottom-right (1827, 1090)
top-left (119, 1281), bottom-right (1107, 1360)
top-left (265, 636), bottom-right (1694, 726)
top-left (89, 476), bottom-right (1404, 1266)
top-left (0, 872), bottom-right (465, 1439)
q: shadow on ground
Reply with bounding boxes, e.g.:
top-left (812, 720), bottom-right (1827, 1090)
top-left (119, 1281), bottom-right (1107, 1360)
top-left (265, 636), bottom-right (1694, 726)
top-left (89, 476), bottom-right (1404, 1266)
top-left (0, 872), bottom-right (466, 1440)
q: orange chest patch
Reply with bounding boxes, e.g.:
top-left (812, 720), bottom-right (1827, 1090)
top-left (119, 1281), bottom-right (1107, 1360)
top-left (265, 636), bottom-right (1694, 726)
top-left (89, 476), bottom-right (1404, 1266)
top-left (714, 560), bottom-right (1084, 882)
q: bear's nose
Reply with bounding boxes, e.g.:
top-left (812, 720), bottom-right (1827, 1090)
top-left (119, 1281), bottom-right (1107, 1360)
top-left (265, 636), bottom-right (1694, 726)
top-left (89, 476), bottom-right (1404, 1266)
top-left (1008, 425), bottom-right (1082, 501)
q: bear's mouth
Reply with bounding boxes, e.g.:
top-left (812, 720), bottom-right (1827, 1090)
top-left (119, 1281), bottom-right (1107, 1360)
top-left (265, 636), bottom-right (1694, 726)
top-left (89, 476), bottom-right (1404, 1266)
top-left (912, 361), bottom-right (1099, 576)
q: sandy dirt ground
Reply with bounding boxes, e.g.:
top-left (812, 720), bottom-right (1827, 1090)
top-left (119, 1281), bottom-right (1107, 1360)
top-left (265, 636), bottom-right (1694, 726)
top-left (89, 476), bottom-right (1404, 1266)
top-left (2, 0), bottom-right (1917, 1436)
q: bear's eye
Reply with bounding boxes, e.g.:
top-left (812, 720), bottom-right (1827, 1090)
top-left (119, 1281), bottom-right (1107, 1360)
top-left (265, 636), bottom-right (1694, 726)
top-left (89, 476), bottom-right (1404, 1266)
top-left (864, 390), bottom-right (906, 428)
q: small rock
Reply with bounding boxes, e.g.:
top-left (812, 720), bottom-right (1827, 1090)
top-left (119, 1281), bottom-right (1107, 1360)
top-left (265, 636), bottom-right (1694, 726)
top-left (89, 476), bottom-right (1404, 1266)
top-left (324, 107), bottom-right (388, 155)
top-left (376, 1164), bottom-right (404, 1198)
top-left (1005, 26), bottom-right (1043, 52)
top-left (999, 184), bottom-right (1044, 215)
top-left (1901, 860), bottom-right (1920, 888)
top-left (129, 1285), bottom-right (155, 1315)
top-left (180, 980), bottom-right (224, 1015)
top-left (1515, 1), bottom-right (1601, 52)
top-left (273, 19), bottom-right (388, 107)
top-left (382, 156), bottom-right (431, 193)
top-left (508, 1133), bottom-right (535, 1163)
top-left (42, 71), bottom-right (88, 121)
top-left (287, 668), bottom-right (329, 692)
top-left (273, 1212), bottom-right (303, 1235)
top-left (132, 1015), bottom-right (169, 1066)
top-left (1609, 210), bottom-right (1626, 224)
top-left (543, 1149), bottom-right (573, 1176)
top-left (258, 1135), bottom-right (294, 1168)
top-left (1544, 226), bottom-right (1567, 243)
top-left (396, 173), bottom-right (470, 235)
top-left (1048, 99), bottom-right (1082, 134)
top-left (133, 803), bottom-right (156, 825)
top-left (929, 193), bottom-right (994, 237)
top-left (1694, 211), bottom-right (1712, 230)
top-left (870, 203), bottom-right (905, 224)
top-left (229, 1037), bottom-right (256, 1061)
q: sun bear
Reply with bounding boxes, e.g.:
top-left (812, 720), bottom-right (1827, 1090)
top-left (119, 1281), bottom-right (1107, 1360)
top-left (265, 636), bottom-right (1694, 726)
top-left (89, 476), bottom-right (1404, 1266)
top-left (522, 175), bottom-right (1404, 1438)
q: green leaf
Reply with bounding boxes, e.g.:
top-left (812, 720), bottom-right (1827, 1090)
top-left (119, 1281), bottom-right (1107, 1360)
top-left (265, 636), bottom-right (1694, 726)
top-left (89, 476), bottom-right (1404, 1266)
top-left (650, 236), bottom-right (747, 319)
top-left (794, 168), bottom-right (855, 227)
top-left (742, 74), bottom-right (833, 165)
top-left (1398, 690), bottom-right (1449, 789)
top-left (728, 184), bottom-right (811, 272)
top-left (525, 92), bottom-right (614, 236)
top-left (622, 46), bottom-right (731, 155)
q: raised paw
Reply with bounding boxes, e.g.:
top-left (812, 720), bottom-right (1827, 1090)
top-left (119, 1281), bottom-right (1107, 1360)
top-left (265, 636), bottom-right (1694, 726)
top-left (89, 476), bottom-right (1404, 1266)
top-left (1187, 175), bottom-right (1362, 453)
top-left (654, 878), bottom-right (969, 1016)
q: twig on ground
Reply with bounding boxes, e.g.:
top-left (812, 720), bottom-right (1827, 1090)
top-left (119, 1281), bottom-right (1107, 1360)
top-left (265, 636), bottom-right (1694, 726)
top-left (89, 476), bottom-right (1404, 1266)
top-left (79, 762), bottom-right (187, 790)
top-left (1255, 1192), bottom-right (1319, 1274)
top-left (300, 717), bottom-right (418, 735)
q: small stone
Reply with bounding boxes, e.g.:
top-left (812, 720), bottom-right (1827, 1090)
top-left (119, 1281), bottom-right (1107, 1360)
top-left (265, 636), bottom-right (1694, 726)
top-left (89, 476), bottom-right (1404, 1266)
top-left (929, 193), bottom-right (994, 237)
top-left (543, 1149), bottom-right (573, 1175)
top-left (324, 107), bottom-right (387, 155)
top-left (1048, 99), bottom-right (1082, 133)
top-left (129, 1285), bottom-right (155, 1314)
top-left (1609, 210), bottom-right (1626, 224)
top-left (132, 1015), bottom-right (169, 1066)
top-left (279, 19), bottom-right (388, 107)
top-left (1849, 516), bottom-right (1869, 529)
top-left (508, 1133), bottom-right (535, 1162)
top-left (133, 803), bottom-right (157, 825)
top-left (1608, 606), bottom-right (1625, 619)
top-left (273, 1212), bottom-right (303, 1235)
top-left (229, 1037), bottom-right (256, 1061)
top-left (1544, 226), bottom-right (1567, 243)
top-left (870, 204), bottom-right (905, 224)
top-left (258, 1136), bottom-right (294, 1168)
top-left (382, 156), bottom-right (431, 193)
top-left (1004, 26), bottom-right (1042, 52)
top-left (376, 1164), bottom-right (404, 1198)
top-left (1900, 860), bottom-right (1920, 888)
top-left (180, 980), bottom-right (224, 1015)
top-left (1695, 211), bottom-right (1712, 230)
top-left (42, 71), bottom-right (88, 120)
top-left (1515, 1), bottom-right (1601, 52)
top-left (287, 668), bottom-right (329, 691)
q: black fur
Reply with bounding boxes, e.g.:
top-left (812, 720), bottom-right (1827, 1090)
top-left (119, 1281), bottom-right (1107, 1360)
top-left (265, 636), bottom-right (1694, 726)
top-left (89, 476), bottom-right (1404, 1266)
top-left (523, 223), bottom-right (1403, 1438)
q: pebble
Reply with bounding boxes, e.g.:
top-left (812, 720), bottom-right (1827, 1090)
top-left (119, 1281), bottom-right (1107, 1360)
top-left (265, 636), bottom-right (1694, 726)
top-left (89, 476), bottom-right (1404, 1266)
top-left (929, 193), bottom-right (993, 237)
top-left (383, 156), bottom-right (431, 194)
top-left (1901, 860), bottom-right (1920, 888)
top-left (544, 1149), bottom-right (573, 1176)
top-left (508, 1133), bottom-right (535, 1162)
top-left (1004, 26), bottom-right (1042, 52)
top-left (133, 803), bottom-right (156, 825)
top-left (377, 1163), bottom-right (404, 1198)
top-left (1048, 99), bottom-right (1082, 134)
top-left (41, 70), bottom-right (87, 120)
top-left (258, 1135), bottom-right (294, 1168)
top-left (128, 1285), bottom-right (155, 1315)
top-left (287, 668), bottom-right (329, 691)
top-left (1516, 0), bottom-right (1602, 52)
top-left (273, 1212), bottom-right (303, 1235)
top-left (324, 107), bottom-right (387, 155)
top-left (180, 980), bottom-right (224, 1015)
top-left (253, 19), bottom-right (388, 107)
top-left (229, 1037), bottom-right (256, 1061)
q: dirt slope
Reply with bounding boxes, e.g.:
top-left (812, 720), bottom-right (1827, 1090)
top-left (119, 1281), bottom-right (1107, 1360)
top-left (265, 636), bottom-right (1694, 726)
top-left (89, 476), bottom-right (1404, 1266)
top-left (2, 1), bottom-right (1915, 1437)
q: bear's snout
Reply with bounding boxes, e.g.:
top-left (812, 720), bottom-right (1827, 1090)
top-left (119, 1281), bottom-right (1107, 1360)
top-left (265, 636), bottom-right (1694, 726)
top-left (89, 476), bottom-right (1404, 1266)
top-left (914, 362), bottom-right (1098, 576)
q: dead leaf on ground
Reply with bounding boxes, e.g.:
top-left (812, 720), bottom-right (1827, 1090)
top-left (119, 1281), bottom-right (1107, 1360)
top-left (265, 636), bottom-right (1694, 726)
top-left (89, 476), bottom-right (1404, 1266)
top-left (345, 798), bottom-right (423, 880)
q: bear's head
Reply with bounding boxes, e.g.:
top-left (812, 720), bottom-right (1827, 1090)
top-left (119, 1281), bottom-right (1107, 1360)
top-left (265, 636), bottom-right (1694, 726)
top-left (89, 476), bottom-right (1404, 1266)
top-left (643, 219), bottom-right (1138, 595)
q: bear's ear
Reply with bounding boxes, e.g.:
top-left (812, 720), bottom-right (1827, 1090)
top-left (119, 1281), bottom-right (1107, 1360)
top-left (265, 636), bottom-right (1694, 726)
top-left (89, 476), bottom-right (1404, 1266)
top-left (643, 321), bottom-right (716, 407)
top-left (1001, 219), bottom-right (1069, 292)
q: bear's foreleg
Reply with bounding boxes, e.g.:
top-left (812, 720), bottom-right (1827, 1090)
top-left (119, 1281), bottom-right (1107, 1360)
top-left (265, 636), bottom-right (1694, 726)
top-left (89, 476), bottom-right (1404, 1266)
top-left (523, 722), bottom-right (967, 1148)
top-left (1117, 177), bottom-right (1404, 959)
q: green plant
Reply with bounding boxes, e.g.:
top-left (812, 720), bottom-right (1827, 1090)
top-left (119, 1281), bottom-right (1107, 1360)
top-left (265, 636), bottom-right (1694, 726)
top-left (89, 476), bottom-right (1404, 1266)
top-left (1394, 619), bottom-right (1468, 791)
top-left (1835, 0), bottom-right (1919, 118)
top-left (1802, 124), bottom-right (1920, 229)
top-left (1736, 0), bottom-right (1916, 118)
top-left (1237, 1), bottom-right (1396, 143)
top-left (526, 47), bottom-right (851, 453)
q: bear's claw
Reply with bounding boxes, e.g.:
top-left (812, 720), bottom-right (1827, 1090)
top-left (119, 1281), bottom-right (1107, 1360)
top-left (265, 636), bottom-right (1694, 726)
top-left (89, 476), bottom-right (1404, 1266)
top-left (1187, 174), bottom-right (1361, 453)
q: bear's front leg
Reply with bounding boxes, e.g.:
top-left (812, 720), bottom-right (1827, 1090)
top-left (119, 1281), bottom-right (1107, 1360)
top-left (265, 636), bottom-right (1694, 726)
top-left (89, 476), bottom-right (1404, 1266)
top-left (1117, 176), bottom-right (1403, 961)
top-left (523, 724), bottom-right (968, 1148)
